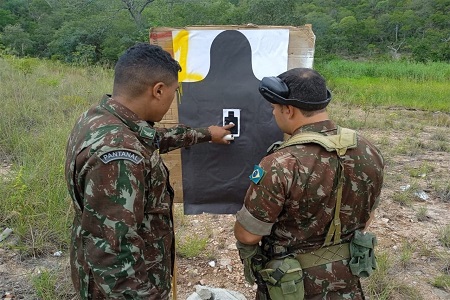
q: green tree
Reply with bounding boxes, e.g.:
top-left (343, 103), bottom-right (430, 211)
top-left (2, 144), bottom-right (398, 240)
top-left (237, 0), bottom-right (297, 25)
top-left (0, 9), bottom-right (16, 30)
top-left (334, 16), bottom-right (359, 55)
top-left (1, 24), bottom-right (33, 56)
top-left (48, 19), bottom-right (105, 63)
top-left (100, 9), bottom-right (145, 63)
top-left (121, 0), bottom-right (156, 30)
top-left (1, 0), bottom-right (450, 63)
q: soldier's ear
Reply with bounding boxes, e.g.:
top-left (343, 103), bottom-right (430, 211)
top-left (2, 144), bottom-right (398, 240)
top-left (285, 105), bottom-right (296, 117)
top-left (152, 82), bottom-right (164, 98)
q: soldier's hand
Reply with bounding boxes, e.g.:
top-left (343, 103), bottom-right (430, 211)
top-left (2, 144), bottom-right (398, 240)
top-left (236, 241), bottom-right (259, 284)
top-left (208, 123), bottom-right (234, 144)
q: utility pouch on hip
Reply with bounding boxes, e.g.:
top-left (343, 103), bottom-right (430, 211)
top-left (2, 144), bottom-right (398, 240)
top-left (259, 256), bottom-right (304, 300)
top-left (349, 230), bottom-right (378, 277)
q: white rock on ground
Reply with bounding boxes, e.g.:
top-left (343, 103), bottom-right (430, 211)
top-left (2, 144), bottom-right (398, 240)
top-left (186, 285), bottom-right (247, 300)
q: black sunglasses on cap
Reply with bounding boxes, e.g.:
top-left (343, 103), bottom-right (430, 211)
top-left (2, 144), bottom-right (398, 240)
top-left (259, 77), bottom-right (332, 111)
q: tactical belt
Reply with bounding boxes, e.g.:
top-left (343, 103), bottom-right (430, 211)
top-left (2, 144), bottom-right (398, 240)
top-left (296, 243), bottom-right (350, 269)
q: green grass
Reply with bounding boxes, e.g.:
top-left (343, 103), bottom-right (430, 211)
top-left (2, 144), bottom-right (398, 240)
top-left (393, 137), bottom-right (427, 156)
top-left (392, 189), bottom-right (416, 207)
top-left (434, 182), bottom-right (450, 203)
top-left (31, 266), bottom-right (74, 300)
top-left (315, 60), bottom-right (450, 113)
top-left (439, 225), bottom-right (450, 248)
top-left (173, 204), bottom-right (210, 258)
top-left (176, 232), bottom-right (209, 258)
top-left (0, 55), bottom-right (112, 254)
top-left (408, 162), bottom-right (434, 178)
top-left (430, 252), bottom-right (450, 291)
top-left (399, 240), bottom-right (414, 268)
top-left (32, 270), bottom-right (58, 299)
top-left (316, 59), bottom-right (450, 82)
top-left (333, 77), bottom-right (450, 112)
top-left (432, 274), bottom-right (450, 291)
top-left (363, 252), bottom-right (423, 300)
top-left (416, 206), bottom-right (428, 222)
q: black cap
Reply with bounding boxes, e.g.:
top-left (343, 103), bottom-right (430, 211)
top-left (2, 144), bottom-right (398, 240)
top-left (259, 76), bottom-right (331, 111)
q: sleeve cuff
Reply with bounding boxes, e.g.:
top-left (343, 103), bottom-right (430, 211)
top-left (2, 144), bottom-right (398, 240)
top-left (236, 205), bottom-right (273, 236)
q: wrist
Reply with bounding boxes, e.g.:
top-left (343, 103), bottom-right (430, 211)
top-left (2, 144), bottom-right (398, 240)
top-left (236, 241), bottom-right (259, 259)
top-left (194, 127), bottom-right (212, 143)
top-left (207, 126), bottom-right (213, 141)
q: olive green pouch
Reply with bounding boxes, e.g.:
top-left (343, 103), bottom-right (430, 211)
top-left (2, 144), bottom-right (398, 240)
top-left (349, 230), bottom-right (378, 277)
top-left (259, 256), bottom-right (304, 300)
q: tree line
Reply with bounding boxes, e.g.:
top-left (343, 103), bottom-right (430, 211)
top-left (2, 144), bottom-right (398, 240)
top-left (1, 0), bottom-right (449, 65)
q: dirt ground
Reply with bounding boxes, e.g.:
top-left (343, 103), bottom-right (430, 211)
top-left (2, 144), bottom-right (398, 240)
top-left (1, 107), bottom-right (450, 299)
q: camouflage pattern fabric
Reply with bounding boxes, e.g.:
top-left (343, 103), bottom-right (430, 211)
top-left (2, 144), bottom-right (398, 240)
top-left (237, 120), bottom-right (384, 299)
top-left (65, 95), bottom-right (211, 300)
top-left (302, 260), bottom-right (364, 300)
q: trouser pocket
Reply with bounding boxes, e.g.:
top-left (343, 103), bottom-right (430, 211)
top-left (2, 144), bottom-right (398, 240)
top-left (259, 256), bottom-right (305, 300)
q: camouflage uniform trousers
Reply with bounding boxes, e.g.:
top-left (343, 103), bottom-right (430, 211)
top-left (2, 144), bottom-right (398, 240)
top-left (256, 260), bottom-right (364, 300)
top-left (82, 276), bottom-right (165, 300)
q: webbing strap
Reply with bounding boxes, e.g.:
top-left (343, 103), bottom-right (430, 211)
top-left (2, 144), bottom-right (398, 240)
top-left (296, 243), bottom-right (350, 269)
top-left (260, 259), bottom-right (302, 286)
top-left (276, 126), bottom-right (357, 247)
top-left (277, 127), bottom-right (357, 155)
top-left (323, 159), bottom-right (345, 247)
top-left (268, 260), bottom-right (290, 285)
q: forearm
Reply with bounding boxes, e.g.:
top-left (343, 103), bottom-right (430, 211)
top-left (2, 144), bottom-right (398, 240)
top-left (234, 205), bottom-right (272, 245)
top-left (365, 210), bottom-right (376, 230)
top-left (234, 221), bottom-right (263, 245)
top-left (156, 125), bottom-right (211, 153)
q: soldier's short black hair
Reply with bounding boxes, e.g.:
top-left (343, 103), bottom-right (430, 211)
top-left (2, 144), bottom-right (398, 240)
top-left (278, 68), bottom-right (328, 112)
top-left (113, 43), bottom-right (181, 98)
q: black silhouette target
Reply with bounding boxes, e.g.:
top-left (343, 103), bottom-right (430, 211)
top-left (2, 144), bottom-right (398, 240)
top-left (179, 30), bottom-right (283, 214)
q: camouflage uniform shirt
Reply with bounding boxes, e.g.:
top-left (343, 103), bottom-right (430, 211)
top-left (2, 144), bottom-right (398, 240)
top-left (236, 120), bottom-right (384, 299)
top-left (65, 96), bottom-right (211, 299)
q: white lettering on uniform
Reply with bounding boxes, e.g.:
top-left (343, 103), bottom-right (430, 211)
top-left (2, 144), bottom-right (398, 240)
top-left (99, 150), bottom-right (143, 164)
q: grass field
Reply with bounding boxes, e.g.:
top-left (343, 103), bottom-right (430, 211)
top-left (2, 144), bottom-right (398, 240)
top-left (316, 59), bottom-right (450, 112)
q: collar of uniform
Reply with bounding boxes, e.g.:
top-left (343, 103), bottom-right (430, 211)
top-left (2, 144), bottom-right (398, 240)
top-left (292, 120), bottom-right (337, 136)
top-left (100, 95), bottom-right (156, 143)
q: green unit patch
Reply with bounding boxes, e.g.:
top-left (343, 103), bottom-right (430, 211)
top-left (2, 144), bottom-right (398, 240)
top-left (99, 150), bottom-right (143, 164)
top-left (249, 165), bottom-right (266, 184)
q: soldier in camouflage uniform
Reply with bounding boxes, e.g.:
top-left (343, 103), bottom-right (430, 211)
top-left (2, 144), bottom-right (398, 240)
top-left (65, 43), bottom-right (233, 300)
top-left (234, 68), bottom-right (384, 299)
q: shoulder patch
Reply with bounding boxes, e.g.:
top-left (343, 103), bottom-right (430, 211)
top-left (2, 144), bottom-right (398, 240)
top-left (249, 165), bottom-right (266, 184)
top-left (99, 150), bottom-right (143, 164)
top-left (139, 126), bottom-right (156, 140)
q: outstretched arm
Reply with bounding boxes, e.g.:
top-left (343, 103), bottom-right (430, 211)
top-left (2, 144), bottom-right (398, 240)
top-left (209, 124), bottom-right (235, 144)
top-left (156, 123), bottom-right (234, 153)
